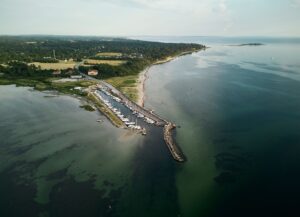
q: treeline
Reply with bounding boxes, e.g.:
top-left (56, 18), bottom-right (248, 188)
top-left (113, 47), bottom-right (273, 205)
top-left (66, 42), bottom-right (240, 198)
top-left (0, 36), bottom-right (205, 63)
top-left (0, 62), bottom-right (72, 78)
top-left (0, 62), bottom-right (52, 77)
top-left (0, 36), bottom-right (205, 79)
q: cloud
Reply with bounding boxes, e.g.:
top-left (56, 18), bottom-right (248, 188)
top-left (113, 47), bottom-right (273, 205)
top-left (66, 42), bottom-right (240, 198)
top-left (219, 0), bottom-right (228, 13)
top-left (290, 0), bottom-right (300, 7)
top-left (82, 0), bottom-right (234, 34)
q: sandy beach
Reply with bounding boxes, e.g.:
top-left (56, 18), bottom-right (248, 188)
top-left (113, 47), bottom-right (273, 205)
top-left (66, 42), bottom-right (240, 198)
top-left (136, 67), bottom-right (149, 107)
top-left (136, 56), bottom-right (177, 107)
top-left (136, 50), bottom-right (200, 107)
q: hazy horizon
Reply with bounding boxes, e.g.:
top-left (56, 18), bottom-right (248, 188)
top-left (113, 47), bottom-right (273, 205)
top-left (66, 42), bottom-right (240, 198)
top-left (1, 0), bottom-right (300, 37)
top-left (0, 33), bottom-right (300, 39)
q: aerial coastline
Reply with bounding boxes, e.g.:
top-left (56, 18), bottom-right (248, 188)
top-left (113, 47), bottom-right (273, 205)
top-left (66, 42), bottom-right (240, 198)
top-left (0, 35), bottom-right (205, 162)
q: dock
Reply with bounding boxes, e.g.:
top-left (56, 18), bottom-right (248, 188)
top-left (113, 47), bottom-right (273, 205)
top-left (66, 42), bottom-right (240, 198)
top-left (98, 81), bottom-right (167, 126)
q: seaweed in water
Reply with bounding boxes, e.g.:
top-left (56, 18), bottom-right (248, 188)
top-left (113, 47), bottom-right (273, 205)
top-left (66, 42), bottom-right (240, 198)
top-left (214, 171), bottom-right (236, 184)
top-left (214, 151), bottom-right (252, 185)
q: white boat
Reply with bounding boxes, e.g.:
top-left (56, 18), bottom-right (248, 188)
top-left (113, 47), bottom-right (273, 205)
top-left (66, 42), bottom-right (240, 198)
top-left (142, 128), bottom-right (147, 135)
top-left (133, 125), bottom-right (141, 130)
top-left (137, 113), bottom-right (144, 118)
top-left (145, 117), bottom-right (155, 124)
top-left (125, 122), bottom-right (135, 125)
top-left (122, 118), bottom-right (129, 122)
top-left (113, 96), bottom-right (121, 102)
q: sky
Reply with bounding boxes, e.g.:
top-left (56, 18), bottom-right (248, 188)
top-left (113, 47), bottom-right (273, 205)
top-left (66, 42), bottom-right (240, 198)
top-left (0, 0), bottom-right (299, 36)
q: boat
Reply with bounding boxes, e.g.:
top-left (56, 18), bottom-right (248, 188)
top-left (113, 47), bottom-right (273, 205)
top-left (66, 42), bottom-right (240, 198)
top-left (145, 117), bottom-right (155, 124)
top-left (121, 118), bottom-right (129, 122)
top-left (113, 96), bottom-right (121, 102)
top-left (133, 125), bottom-right (141, 130)
top-left (137, 113), bottom-right (144, 118)
top-left (125, 121), bottom-right (135, 125)
top-left (142, 128), bottom-right (147, 135)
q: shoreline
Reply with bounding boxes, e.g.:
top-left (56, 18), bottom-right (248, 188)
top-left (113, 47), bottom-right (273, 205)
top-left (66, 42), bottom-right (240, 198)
top-left (136, 49), bottom-right (201, 107)
top-left (136, 67), bottom-right (149, 107)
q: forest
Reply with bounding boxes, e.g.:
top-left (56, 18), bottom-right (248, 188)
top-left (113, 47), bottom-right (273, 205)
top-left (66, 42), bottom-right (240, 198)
top-left (0, 36), bottom-right (205, 78)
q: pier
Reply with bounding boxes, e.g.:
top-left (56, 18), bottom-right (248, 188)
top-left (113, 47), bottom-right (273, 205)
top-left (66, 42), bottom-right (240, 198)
top-left (98, 81), bottom-right (167, 126)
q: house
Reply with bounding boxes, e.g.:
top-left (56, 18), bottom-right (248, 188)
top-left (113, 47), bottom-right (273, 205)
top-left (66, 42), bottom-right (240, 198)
top-left (88, 69), bottom-right (98, 76)
top-left (52, 70), bottom-right (61, 75)
top-left (74, 87), bottom-right (83, 90)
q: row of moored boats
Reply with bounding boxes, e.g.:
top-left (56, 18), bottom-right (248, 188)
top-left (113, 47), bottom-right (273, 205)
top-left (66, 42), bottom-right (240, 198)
top-left (95, 91), bottom-right (144, 131)
top-left (100, 89), bottom-right (156, 125)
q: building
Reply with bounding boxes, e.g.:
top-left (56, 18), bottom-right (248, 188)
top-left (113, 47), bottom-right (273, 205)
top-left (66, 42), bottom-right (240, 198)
top-left (52, 70), bottom-right (61, 75)
top-left (88, 69), bottom-right (98, 76)
top-left (74, 87), bottom-right (83, 90)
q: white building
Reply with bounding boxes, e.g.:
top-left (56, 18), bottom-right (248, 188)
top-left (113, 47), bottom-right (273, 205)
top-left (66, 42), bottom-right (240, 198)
top-left (88, 69), bottom-right (98, 76)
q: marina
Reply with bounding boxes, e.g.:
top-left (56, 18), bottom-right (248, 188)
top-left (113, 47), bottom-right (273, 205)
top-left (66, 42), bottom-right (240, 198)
top-left (88, 81), bottom-right (186, 162)
top-left (94, 89), bottom-right (146, 135)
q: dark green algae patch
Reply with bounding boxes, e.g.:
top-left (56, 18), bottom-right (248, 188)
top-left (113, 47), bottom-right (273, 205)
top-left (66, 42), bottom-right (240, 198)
top-left (0, 163), bottom-right (122, 217)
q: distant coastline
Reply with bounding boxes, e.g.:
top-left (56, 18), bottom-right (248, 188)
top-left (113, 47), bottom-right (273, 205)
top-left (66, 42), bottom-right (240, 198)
top-left (229, 43), bottom-right (264, 47)
top-left (0, 35), bottom-right (206, 115)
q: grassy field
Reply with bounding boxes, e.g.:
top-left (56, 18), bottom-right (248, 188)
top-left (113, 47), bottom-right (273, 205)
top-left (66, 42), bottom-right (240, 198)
top-left (51, 80), bottom-right (97, 94)
top-left (84, 59), bottom-right (126, 66)
top-left (0, 76), bottom-right (97, 94)
top-left (29, 61), bottom-right (77, 70)
top-left (96, 52), bottom-right (122, 57)
top-left (0, 77), bottom-right (52, 90)
top-left (104, 75), bottom-right (139, 102)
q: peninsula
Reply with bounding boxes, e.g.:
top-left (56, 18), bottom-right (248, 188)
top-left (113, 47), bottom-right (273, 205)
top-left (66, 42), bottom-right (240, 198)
top-left (0, 35), bottom-right (205, 162)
